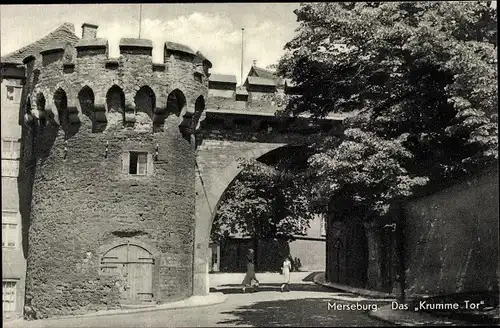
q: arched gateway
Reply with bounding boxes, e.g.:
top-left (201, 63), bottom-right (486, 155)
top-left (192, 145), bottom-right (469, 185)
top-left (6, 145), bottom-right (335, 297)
top-left (192, 109), bottom-right (344, 295)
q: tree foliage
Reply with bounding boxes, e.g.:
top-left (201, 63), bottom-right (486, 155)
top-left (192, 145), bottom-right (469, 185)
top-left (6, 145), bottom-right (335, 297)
top-left (212, 2), bottom-right (498, 235)
top-left (274, 1), bottom-right (498, 218)
top-left (211, 158), bottom-right (314, 242)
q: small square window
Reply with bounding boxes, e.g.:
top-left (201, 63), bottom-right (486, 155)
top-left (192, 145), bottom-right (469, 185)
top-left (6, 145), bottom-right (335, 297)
top-left (5, 86), bottom-right (22, 104)
top-left (2, 223), bottom-right (17, 248)
top-left (2, 140), bottom-right (20, 159)
top-left (129, 152), bottom-right (148, 175)
top-left (2, 280), bottom-right (17, 312)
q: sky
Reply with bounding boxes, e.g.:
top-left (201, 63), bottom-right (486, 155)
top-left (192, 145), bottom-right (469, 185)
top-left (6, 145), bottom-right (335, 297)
top-left (0, 3), bottom-right (301, 85)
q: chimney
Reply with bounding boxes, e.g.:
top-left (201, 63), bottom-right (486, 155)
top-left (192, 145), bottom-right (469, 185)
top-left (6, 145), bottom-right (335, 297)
top-left (81, 23), bottom-right (98, 39)
top-left (253, 60), bottom-right (257, 67)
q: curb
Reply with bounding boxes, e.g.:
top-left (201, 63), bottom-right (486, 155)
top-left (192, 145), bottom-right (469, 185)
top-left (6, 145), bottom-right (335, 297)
top-left (7, 293), bottom-right (227, 324)
top-left (367, 304), bottom-right (471, 326)
top-left (368, 308), bottom-right (405, 326)
top-left (312, 272), bottom-right (396, 300)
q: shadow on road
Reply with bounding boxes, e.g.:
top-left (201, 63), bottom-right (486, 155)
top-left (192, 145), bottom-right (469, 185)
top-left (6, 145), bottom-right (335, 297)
top-left (217, 298), bottom-right (392, 327)
top-left (210, 283), bottom-right (334, 294)
top-left (301, 271), bottom-right (322, 282)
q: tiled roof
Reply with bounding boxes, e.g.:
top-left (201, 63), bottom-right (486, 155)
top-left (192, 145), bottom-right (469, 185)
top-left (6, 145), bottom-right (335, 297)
top-left (165, 41), bottom-right (195, 55)
top-left (1, 22), bottom-right (79, 63)
top-left (251, 66), bottom-right (276, 80)
top-left (247, 76), bottom-right (276, 86)
top-left (209, 74), bottom-right (237, 84)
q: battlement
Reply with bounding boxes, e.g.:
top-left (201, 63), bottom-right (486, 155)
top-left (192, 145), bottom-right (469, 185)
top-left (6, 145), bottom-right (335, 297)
top-left (75, 38), bottom-right (108, 57)
top-left (30, 39), bottom-right (211, 74)
top-left (198, 108), bottom-right (345, 136)
top-left (119, 38), bottom-right (153, 56)
top-left (9, 21), bottom-right (309, 144)
top-left (9, 23), bottom-right (209, 76)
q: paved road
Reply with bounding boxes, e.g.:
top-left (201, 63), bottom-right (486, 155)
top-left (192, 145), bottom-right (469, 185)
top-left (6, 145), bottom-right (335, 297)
top-left (5, 284), bottom-right (394, 327)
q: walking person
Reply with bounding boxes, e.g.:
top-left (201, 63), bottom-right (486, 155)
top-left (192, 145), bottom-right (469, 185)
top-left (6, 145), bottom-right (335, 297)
top-left (241, 248), bottom-right (260, 293)
top-left (281, 256), bottom-right (292, 292)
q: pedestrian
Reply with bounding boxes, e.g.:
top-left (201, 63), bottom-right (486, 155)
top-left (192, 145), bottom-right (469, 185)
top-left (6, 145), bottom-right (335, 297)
top-left (241, 248), bottom-right (259, 293)
top-left (281, 256), bottom-right (292, 292)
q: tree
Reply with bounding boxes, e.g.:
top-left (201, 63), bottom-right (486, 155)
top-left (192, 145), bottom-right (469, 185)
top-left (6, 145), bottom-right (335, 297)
top-left (211, 157), bottom-right (314, 267)
top-left (275, 2), bottom-right (498, 218)
top-left (265, 64), bottom-right (278, 71)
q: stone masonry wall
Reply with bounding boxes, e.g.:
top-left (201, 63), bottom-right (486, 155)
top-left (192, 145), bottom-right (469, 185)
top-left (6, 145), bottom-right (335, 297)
top-left (23, 42), bottom-right (207, 318)
top-left (403, 166), bottom-right (499, 297)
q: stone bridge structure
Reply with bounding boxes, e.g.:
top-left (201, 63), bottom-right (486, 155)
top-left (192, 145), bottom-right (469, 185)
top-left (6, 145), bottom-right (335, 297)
top-left (192, 108), bottom-right (345, 294)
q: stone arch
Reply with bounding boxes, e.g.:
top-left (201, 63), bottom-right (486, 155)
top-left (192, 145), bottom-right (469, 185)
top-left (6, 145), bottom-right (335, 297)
top-left (24, 96), bottom-right (34, 126)
top-left (78, 86), bottom-right (105, 133)
top-left (193, 143), bottom-right (287, 295)
top-left (106, 85), bottom-right (125, 113)
top-left (54, 88), bottom-right (68, 123)
top-left (106, 85), bottom-right (125, 127)
top-left (78, 86), bottom-right (94, 117)
top-left (134, 86), bottom-right (155, 130)
top-left (36, 92), bottom-right (46, 124)
top-left (171, 89), bottom-right (191, 139)
top-left (166, 84), bottom-right (189, 103)
top-left (166, 89), bottom-right (186, 117)
top-left (36, 92), bottom-right (45, 109)
top-left (192, 95), bottom-right (205, 131)
top-left (97, 238), bottom-right (161, 303)
top-left (98, 238), bottom-right (160, 259)
top-left (53, 81), bottom-right (76, 99)
top-left (54, 88), bottom-right (80, 138)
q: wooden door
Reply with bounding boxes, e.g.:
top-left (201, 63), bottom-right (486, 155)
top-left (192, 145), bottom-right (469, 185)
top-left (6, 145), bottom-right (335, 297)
top-left (380, 229), bottom-right (395, 292)
top-left (331, 238), bottom-right (346, 284)
top-left (100, 243), bottom-right (154, 303)
top-left (127, 245), bottom-right (154, 302)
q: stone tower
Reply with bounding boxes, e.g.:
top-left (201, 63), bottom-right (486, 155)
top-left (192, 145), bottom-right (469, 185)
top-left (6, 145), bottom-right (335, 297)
top-left (20, 24), bottom-right (211, 318)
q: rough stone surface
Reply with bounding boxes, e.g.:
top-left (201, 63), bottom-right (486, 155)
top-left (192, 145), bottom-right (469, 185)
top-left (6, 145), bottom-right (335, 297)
top-left (403, 166), bottom-right (499, 297)
top-left (22, 43), bottom-right (208, 319)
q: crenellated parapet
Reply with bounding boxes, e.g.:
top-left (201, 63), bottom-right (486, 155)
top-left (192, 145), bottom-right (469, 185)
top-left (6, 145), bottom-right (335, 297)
top-left (21, 35), bottom-right (211, 141)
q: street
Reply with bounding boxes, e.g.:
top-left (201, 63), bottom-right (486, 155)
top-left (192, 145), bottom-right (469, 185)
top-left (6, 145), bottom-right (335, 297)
top-left (4, 284), bottom-right (394, 327)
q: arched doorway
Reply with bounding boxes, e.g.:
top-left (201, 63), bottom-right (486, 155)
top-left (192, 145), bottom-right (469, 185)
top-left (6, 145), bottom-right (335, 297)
top-left (100, 242), bottom-right (154, 303)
